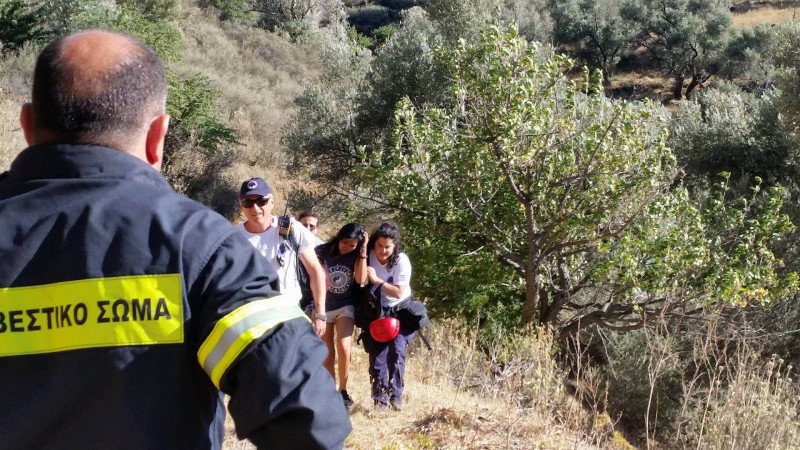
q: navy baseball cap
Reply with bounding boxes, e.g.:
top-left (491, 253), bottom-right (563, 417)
top-left (239, 177), bottom-right (273, 199)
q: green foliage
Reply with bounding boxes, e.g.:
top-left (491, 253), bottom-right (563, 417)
top-left (548, 0), bottom-right (635, 82)
top-left (166, 73), bottom-right (238, 156)
top-left (33, 0), bottom-right (118, 38)
top-left (347, 4), bottom-right (393, 35)
top-left (347, 25), bottom-right (374, 48)
top-left (402, 224), bottom-right (522, 331)
top-left (199, 0), bottom-right (252, 21)
top-left (772, 21), bottom-right (800, 147)
top-left (252, 0), bottom-right (344, 33)
top-left (723, 24), bottom-right (776, 85)
top-left (0, 0), bottom-right (44, 54)
top-left (670, 88), bottom-right (794, 184)
top-left (162, 72), bottom-right (238, 201)
top-left (604, 328), bottom-right (683, 435)
top-left (371, 23), bottom-right (397, 47)
top-left (361, 26), bottom-right (797, 336)
top-left (357, 7), bottom-right (448, 146)
top-left (425, 0), bottom-right (498, 43)
top-left (111, 5), bottom-right (184, 63)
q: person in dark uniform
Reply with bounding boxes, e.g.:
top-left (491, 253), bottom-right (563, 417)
top-left (0, 29), bottom-right (350, 449)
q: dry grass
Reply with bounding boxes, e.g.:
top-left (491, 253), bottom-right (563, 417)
top-left (167, 1), bottom-right (325, 217)
top-left (732, 5), bottom-right (800, 28)
top-left (0, 45), bottom-right (37, 170)
top-left (0, 90), bottom-right (27, 170)
top-left (223, 321), bottom-right (610, 449)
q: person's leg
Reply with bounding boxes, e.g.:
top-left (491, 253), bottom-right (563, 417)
top-left (321, 320), bottom-right (336, 381)
top-left (388, 329), bottom-right (415, 409)
top-left (335, 316), bottom-right (355, 391)
top-left (369, 339), bottom-right (390, 406)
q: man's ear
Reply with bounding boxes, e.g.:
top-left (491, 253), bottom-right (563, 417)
top-left (145, 114), bottom-right (170, 171)
top-left (19, 103), bottom-right (34, 145)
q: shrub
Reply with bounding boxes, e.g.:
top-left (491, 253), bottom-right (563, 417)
top-left (164, 73), bottom-right (238, 193)
top-left (669, 88), bottom-right (794, 185)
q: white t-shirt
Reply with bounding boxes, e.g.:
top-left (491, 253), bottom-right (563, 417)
top-left (238, 217), bottom-right (316, 302)
top-left (368, 252), bottom-right (412, 308)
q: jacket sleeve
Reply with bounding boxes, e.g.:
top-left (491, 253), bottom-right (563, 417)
top-left (191, 231), bottom-right (352, 449)
top-left (223, 319), bottom-right (351, 449)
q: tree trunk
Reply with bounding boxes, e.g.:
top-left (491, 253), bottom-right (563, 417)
top-left (672, 75), bottom-right (685, 100)
top-left (685, 75), bottom-right (702, 99)
top-left (522, 203), bottom-right (542, 325)
top-left (521, 266), bottom-right (540, 324)
top-left (522, 234), bottom-right (542, 325)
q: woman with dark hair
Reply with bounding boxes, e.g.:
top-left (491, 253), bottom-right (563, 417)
top-left (315, 223), bottom-right (368, 411)
top-left (364, 222), bottom-right (414, 411)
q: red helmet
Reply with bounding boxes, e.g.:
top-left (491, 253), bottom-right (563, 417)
top-left (369, 317), bottom-right (400, 342)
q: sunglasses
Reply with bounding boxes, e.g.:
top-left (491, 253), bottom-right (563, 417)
top-left (241, 197), bottom-right (270, 208)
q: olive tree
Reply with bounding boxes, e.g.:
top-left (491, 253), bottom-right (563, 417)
top-left (363, 26), bottom-right (797, 336)
top-left (357, 8), bottom-right (449, 150)
top-left (283, 27), bottom-right (372, 181)
top-left (548, 0), bottom-right (635, 83)
top-left (620, 0), bottom-right (738, 99)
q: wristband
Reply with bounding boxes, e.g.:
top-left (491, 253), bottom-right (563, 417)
top-left (313, 312), bottom-right (328, 321)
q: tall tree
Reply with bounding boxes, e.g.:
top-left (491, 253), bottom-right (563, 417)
top-left (363, 26), bottom-right (797, 336)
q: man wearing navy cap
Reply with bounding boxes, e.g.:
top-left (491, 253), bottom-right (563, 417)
top-left (238, 177), bottom-right (328, 337)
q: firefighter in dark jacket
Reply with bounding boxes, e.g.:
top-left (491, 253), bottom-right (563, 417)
top-left (0, 30), bottom-right (351, 449)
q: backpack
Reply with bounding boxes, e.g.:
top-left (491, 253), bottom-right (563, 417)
top-left (279, 215), bottom-right (315, 309)
top-left (393, 297), bottom-right (430, 332)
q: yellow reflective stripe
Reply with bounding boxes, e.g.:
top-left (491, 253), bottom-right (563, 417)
top-left (197, 295), bottom-right (308, 388)
top-left (0, 274), bottom-right (183, 357)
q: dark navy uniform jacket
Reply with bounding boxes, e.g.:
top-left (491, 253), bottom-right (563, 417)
top-left (0, 144), bottom-right (351, 449)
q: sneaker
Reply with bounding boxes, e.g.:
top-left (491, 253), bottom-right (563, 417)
top-left (390, 398), bottom-right (403, 411)
top-left (341, 390), bottom-right (354, 411)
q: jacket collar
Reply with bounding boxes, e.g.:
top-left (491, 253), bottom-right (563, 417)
top-left (5, 144), bottom-right (170, 189)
